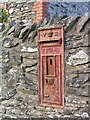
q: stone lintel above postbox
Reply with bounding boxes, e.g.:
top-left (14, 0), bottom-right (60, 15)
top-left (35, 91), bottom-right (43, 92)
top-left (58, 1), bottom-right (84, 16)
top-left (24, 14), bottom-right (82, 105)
top-left (38, 26), bottom-right (64, 42)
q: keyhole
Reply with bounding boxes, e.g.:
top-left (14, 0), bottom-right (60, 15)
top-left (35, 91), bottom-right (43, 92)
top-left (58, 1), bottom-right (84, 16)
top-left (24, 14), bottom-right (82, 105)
top-left (46, 79), bottom-right (48, 83)
top-left (50, 59), bottom-right (52, 65)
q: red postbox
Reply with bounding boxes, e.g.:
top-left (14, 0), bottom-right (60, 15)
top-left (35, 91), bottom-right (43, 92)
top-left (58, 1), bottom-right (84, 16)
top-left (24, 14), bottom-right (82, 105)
top-left (38, 26), bottom-right (64, 108)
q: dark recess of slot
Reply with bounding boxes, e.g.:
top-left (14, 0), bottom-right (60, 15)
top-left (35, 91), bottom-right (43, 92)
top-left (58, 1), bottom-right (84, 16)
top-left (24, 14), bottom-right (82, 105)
top-left (41, 40), bottom-right (59, 44)
top-left (50, 59), bottom-right (52, 65)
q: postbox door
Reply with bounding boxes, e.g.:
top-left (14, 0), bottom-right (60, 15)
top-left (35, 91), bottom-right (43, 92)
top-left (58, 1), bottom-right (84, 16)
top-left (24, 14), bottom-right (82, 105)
top-left (42, 55), bottom-right (62, 104)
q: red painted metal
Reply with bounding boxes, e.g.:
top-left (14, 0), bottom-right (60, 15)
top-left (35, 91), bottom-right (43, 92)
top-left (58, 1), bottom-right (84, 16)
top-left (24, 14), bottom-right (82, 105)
top-left (38, 26), bottom-right (64, 108)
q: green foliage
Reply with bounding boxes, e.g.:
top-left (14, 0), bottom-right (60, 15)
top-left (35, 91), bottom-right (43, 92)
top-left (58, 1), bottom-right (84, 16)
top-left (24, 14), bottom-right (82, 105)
top-left (0, 8), bottom-right (9, 23)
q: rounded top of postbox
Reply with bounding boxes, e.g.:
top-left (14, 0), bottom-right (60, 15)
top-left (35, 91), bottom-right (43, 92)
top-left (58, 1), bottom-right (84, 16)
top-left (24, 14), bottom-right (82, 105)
top-left (38, 25), bottom-right (63, 31)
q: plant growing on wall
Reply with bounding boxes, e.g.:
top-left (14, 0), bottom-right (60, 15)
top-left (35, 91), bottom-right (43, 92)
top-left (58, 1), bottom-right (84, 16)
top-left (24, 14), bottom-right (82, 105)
top-left (0, 8), bottom-right (9, 23)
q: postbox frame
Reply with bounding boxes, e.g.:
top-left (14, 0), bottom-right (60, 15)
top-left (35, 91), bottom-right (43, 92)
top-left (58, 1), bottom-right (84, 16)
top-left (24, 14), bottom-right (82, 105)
top-left (38, 26), bottom-right (64, 108)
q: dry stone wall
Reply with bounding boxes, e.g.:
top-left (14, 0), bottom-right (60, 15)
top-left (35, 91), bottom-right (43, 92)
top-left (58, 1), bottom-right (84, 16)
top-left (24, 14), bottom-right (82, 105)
top-left (8, 0), bottom-right (36, 22)
top-left (0, 1), bottom-right (90, 119)
top-left (7, 1), bottom-right (90, 23)
top-left (0, 11), bottom-right (90, 118)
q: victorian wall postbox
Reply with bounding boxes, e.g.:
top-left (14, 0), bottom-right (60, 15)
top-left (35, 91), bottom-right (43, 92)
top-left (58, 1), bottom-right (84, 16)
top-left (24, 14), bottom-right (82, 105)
top-left (38, 26), bottom-right (64, 108)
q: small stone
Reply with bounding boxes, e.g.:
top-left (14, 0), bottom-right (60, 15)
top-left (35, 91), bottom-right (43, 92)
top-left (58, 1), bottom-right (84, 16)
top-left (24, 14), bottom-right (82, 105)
top-left (55, 114), bottom-right (61, 118)
top-left (77, 12), bottom-right (90, 32)
top-left (67, 50), bottom-right (89, 66)
top-left (19, 23), bottom-right (36, 39)
top-left (63, 115), bottom-right (71, 117)
top-left (7, 26), bottom-right (15, 35)
top-left (30, 30), bottom-right (37, 42)
top-left (9, 8), bottom-right (14, 14)
top-left (3, 58), bottom-right (10, 63)
top-left (36, 111), bottom-right (42, 116)
top-left (46, 107), bottom-right (52, 111)
top-left (65, 16), bottom-right (80, 31)
top-left (19, 26), bottom-right (29, 39)
top-left (3, 38), bottom-right (18, 48)
top-left (21, 46), bottom-right (38, 53)
top-left (63, 109), bottom-right (73, 115)
top-left (81, 112), bottom-right (89, 118)
top-left (10, 54), bottom-right (22, 65)
top-left (2, 89), bottom-right (17, 100)
top-left (2, 64), bottom-right (12, 74)
top-left (74, 112), bottom-right (89, 117)
top-left (13, 24), bottom-right (24, 37)
top-left (76, 85), bottom-right (90, 97)
top-left (48, 115), bottom-right (53, 118)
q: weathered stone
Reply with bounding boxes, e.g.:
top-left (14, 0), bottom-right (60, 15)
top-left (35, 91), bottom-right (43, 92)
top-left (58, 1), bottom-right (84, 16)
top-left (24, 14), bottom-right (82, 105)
top-left (2, 38), bottom-right (18, 48)
top-left (0, 9), bottom-right (90, 118)
top-left (25, 73), bottom-right (38, 84)
top-left (25, 66), bottom-right (37, 74)
top-left (9, 8), bottom-right (14, 14)
top-left (67, 87), bottom-right (77, 94)
top-left (74, 112), bottom-right (89, 118)
top-left (8, 68), bottom-right (24, 80)
top-left (21, 46), bottom-right (38, 53)
top-left (2, 64), bottom-right (12, 74)
top-left (3, 58), bottom-right (10, 63)
top-left (77, 12), bottom-right (90, 32)
top-left (84, 20), bottom-right (90, 34)
top-left (30, 23), bottom-right (36, 31)
top-left (66, 74), bottom-right (89, 88)
top-left (2, 22), bottom-right (15, 36)
top-left (19, 26), bottom-right (29, 39)
top-left (2, 51), bottom-right (10, 63)
top-left (19, 23), bottom-right (36, 39)
top-left (65, 16), bottom-right (80, 31)
top-left (22, 52), bottom-right (37, 59)
top-left (7, 26), bottom-right (15, 35)
top-left (16, 83), bottom-right (37, 95)
top-left (10, 54), bottom-right (22, 66)
top-left (13, 24), bottom-right (24, 38)
top-left (65, 95), bottom-right (86, 105)
top-left (23, 58), bottom-right (38, 67)
top-left (66, 38), bottom-right (89, 48)
top-left (23, 23), bottom-right (36, 42)
top-left (67, 50), bottom-right (89, 66)
top-left (2, 88), bottom-right (17, 100)
top-left (48, 115), bottom-right (53, 118)
top-left (62, 109), bottom-right (73, 115)
top-left (29, 30), bottom-right (37, 42)
top-left (77, 85), bottom-right (90, 97)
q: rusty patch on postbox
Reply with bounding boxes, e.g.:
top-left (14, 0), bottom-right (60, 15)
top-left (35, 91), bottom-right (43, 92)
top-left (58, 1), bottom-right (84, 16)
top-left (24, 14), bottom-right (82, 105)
top-left (38, 26), bottom-right (64, 108)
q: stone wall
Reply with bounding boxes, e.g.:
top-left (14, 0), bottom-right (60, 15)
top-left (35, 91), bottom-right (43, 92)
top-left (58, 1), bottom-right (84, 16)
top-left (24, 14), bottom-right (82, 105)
top-left (8, 0), bottom-right (36, 22)
top-left (7, 1), bottom-right (89, 23)
top-left (64, 12), bottom-right (90, 117)
top-left (0, 11), bottom-right (90, 118)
